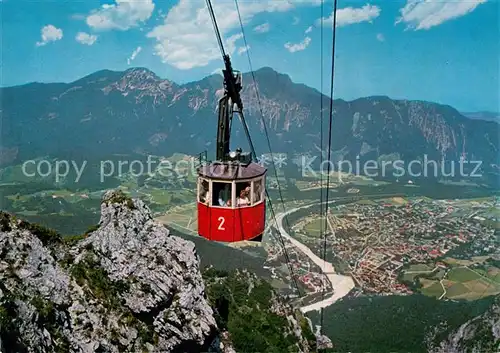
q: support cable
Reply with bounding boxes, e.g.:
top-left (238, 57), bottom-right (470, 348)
top-left (205, 0), bottom-right (226, 59)
top-left (320, 0), bottom-right (339, 337)
top-left (319, 0), bottom-right (326, 307)
top-left (233, 0), bottom-right (303, 294)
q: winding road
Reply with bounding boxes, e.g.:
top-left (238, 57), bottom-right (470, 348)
top-left (271, 201), bottom-right (355, 313)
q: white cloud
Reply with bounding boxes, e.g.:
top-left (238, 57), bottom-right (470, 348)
top-left (305, 25), bottom-right (313, 33)
top-left (147, 0), bottom-right (322, 70)
top-left (76, 32), bottom-right (98, 45)
top-left (127, 46), bottom-right (142, 64)
top-left (376, 33), bottom-right (385, 42)
top-left (254, 22), bottom-right (270, 33)
top-left (36, 25), bottom-right (63, 46)
top-left (86, 0), bottom-right (155, 31)
top-left (284, 37), bottom-right (311, 53)
top-left (238, 45), bottom-right (250, 55)
top-left (227, 33), bottom-right (243, 49)
top-left (317, 4), bottom-right (381, 27)
top-left (396, 0), bottom-right (487, 30)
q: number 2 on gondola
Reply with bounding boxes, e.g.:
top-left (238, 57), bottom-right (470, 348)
top-left (217, 216), bottom-right (225, 230)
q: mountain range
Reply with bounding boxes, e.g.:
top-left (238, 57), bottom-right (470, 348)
top-left (1, 67), bottom-right (499, 181)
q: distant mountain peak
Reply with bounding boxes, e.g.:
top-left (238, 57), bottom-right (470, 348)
top-left (122, 67), bottom-right (160, 81)
top-left (250, 66), bottom-right (292, 82)
top-left (74, 69), bottom-right (124, 85)
top-left (253, 66), bottom-right (279, 74)
top-left (73, 67), bottom-right (162, 88)
top-left (100, 67), bottom-right (176, 101)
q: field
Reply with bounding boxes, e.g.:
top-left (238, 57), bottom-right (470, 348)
top-left (443, 281), bottom-right (470, 297)
top-left (402, 263), bottom-right (436, 281)
top-left (350, 176), bottom-right (390, 186)
top-left (401, 257), bottom-right (500, 301)
top-left (294, 179), bottom-right (339, 191)
top-left (303, 217), bottom-right (324, 237)
top-left (155, 202), bottom-right (198, 234)
top-left (420, 281), bottom-right (444, 298)
top-left (298, 214), bottom-right (336, 239)
top-left (355, 199), bottom-right (377, 205)
top-left (443, 256), bottom-right (491, 267)
top-left (416, 265), bottom-right (500, 301)
top-left (475, 266), bottom-right (500, 281)
top-left (390, 197), bottom-right (408, 205)
top-left (432, 270), bottom-right (446, 280)
top-left (408, 263), bottom-right (434, 272)
top-left (447, 267), bottom-right (483, 282)
top-left (378, 197), bottom-right (409, 206)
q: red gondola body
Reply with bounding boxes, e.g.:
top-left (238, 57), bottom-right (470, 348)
top-left (197, 162), bottom-right (266, 242)
top-left (197, 202), bottom-right (265, 242)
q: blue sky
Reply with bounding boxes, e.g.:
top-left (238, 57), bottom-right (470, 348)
top-left (1, 0), bottom-right (498, 112)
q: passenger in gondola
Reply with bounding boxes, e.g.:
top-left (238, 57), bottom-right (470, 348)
top-left (236, 188), bottom-right (249, 206)
top-left (218, 184), bottom-right (231, 206)
top-left (200, 180), bottom-right (210, 204)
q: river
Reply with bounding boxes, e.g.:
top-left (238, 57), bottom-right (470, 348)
top-left (271, 201), bottom-right (355, 313)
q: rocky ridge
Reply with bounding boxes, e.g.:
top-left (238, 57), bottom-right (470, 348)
top-left (0, 190), bottom-right (219, 352)
top-left (0, 190), bottom-right (322, 352)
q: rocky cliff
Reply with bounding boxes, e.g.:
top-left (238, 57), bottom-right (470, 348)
top-left (428, 295), bottom-right (500, 353)
top-left (0, 190), bottom-right (318, 352)
top-left (0, 189), bottom-right (218, 352)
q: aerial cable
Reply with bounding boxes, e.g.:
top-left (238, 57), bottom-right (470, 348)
top-left (319, 0), bottom-right (326, 301)
top-left (320, 0), bottom-right (339, 337)
top-left (235, 112), bottom-right (257, 160)
top-left (205, 0), bottom-right (226, 59)
top-left (233, 0), bottom-right (303, 297)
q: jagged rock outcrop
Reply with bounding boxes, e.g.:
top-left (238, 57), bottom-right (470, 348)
top-left (428, 295), bottom-right (500, 353)
top-left (0, 190), bottom-right (219, 352)
top-left (315, 332), bottom-right (333, 350)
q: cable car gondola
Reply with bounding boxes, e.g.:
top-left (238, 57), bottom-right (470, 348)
top-left (196, 54), bottom-right (266, 242)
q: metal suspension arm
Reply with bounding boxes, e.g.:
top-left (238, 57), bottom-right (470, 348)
top-left (205, 0), bottom-right (244, 161)
top-left (216, 55), bottom-right (243, 161)
top-left (222, 55), bottom-right (243, 112)
top-left (216, 95), bottom-right (232, 161)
